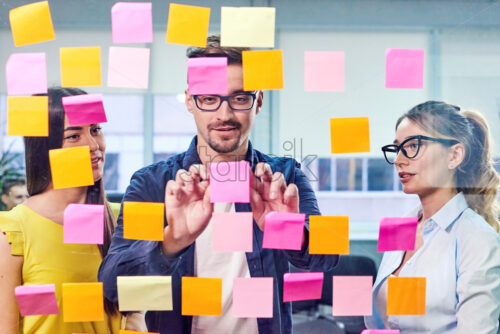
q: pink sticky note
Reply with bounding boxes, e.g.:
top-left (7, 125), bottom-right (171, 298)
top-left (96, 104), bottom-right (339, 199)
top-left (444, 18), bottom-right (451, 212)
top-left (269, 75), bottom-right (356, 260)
top-left (332, 276), bottom-right (372, 316)
top-left (15, 284), bottom-right (59, 316)
top-left (262, 212), bottom-right (305, 250)
top-left (107, 46), bottom-right (150, 89)
top-left (62, 94), bottom-right (108, 126)
top-left (209, 161), bottom-right (250, 203)
top-left (304, 51), bottom-right (344, 92)
top-left (6, 53), bottom-right (47, 96)
top-left (64, 204), bottom-right (104, 244)
top-left (385, 48), bottom-right (424, 89)
top-left (233, 277), bottom-right (273, 318)
top-left (377, 217), bottom-right (418, 252)
top-left (283, 272), bottom-right (323, 302)
top-left (187, 57), bottom-right (228, 95)
top-left (361, 330), bottom-right (400, 334)
top-left (212, 212), bottom-right (253, 252)
top-left (111, 2), bottom-right (153, 43)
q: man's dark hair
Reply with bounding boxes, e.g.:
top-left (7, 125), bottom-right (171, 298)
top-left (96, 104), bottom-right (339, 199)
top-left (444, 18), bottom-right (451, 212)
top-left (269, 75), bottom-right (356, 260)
top-left (186, 35), bottom-right (250, 64)
top-left (2, 178), bottom-right (26, 195)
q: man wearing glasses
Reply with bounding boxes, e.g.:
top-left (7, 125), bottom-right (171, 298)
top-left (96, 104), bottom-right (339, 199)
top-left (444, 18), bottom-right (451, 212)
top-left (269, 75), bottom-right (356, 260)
top-left (99, 35), bottom-right (338, 334)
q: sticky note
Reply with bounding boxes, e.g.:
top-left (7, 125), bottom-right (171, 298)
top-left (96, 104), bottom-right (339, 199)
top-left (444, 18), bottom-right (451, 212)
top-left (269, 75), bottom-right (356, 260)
top-left (60, 47), bottom-right (101, 87)
top-left (209, 161), bottom-right (250, 203)
top-left (304, 51), bottom-right (345, 92)
top-left (309, 216), bottom-right (349, 254)
top-left (15, 284), bottom-right (59, 316)
top-left (332, 276), bottom-right (372, 316)
top-left (111, 2), bottom-right (153, 44)
top-left (233, 277), bottom-right (273, 318)
top-left (262, 212), bottom-right (305, 250)
top-left (107, 46), bottom-right (150, 89)
top-left (117, 276), bottom-right (172, 311)
top-left (330, 117), bottom-right (370, 154)
top-left (212, 212), bottom-right (253, 252)
top-left (63, 204), bottom-right (104, 244)
top-left (7, 96), bottom-right (48, 137)
top-left (49, 146), bottom-right (94, 189)
top-left (166, 3), bottom-right (210, 47)
top-left (62, 94), bottom-right (107, 126)
top-left (62, 282), bottom-right (104, 322)
top-left (9, 1), bottom-right (55, 47)
top-left (361, 330), bottom-right (400, 334)
top-left (377, 217), bottom-right (418, 252)
top-left (220, 7), bottom-right (275, 48)
top-left (385, 48), bottom-right (425, 89)
top-left (283, 272), bottom-right (323, 302)
top-left (120, 331), bottom-right (160, 334)
top-left (182, 277), bottom-right (222, 316)
top-left (6, 53), bottom-right (47, 95)
top-left (242, 50), bottom-right (283, 91)
top-left (123, 202), bottom-right (164, 241)
top-left (387, 277), bottom-right (426, 315)
top-left (187, 57), bottom-right (228, 95)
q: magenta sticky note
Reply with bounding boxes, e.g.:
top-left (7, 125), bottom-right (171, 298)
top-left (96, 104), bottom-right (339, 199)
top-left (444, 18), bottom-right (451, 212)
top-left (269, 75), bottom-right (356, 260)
top-left (332, 276), bottom-right (372, 316)
top-left (209, 161), bottom-right (250, 203)
top-left (187, 57), bottom-right (228, 95)
top-left (15, 284), bottom-right (59, 316)
top-left (64, 204), bottom-right (104, 244)
top-left (385, 48), bottom-right (424, 89)
top-left (262, 212), bottom-right (305, 250)
top-left (361, 330), bottom-right (400, 334)
top-left (62, 94), bottom-right (108, 126)
top-left (283, 272), bottom-right (323, 302)
top-left (212, 212), bottom-right (253, 252)
top-left (304, 51), bottom-right (345, 92)
top-left (107, 46), bottom-right (150, 89)
top-left (377, 217), bottom-right (418, 252)
top-left (111, 2), bottom-right (153, 44)
top-left (6, 52), bottom-right (47, 96)
top-left (233, 277), bottom-right (273, 318)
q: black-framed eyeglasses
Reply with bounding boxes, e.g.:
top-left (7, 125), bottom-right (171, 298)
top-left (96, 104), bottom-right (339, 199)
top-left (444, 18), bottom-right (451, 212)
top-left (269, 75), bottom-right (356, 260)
top-left (192, 92), bottom-right (257, 111)
top-left (381, 135), bottom-right (459, 164)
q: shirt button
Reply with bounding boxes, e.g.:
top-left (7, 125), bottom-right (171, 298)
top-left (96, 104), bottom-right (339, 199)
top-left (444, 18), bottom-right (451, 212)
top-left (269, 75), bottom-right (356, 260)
top-left (425, 221), bottom-right (432, 228)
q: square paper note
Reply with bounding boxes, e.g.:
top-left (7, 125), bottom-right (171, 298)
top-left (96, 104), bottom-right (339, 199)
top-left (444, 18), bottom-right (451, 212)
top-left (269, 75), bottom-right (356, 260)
top-left (330, 117), bottom-right (370, 154)
top-left (210, 161), bottom-right (250, 203)
top-left (60, 47), bottom-right (102, 87)
top-left (123, 201), bottom-right (164, 241)
top-left (8, 96), bottom-right (48, 137)
top-left (304, 51), bottom-right (345, 92)
top-left (233, 277), bottom-right (273, 318)
top-left (332, 276), bottom-right (372, 316)
top-left (387, 277), bottom-right (426, 315)
top-left (6, 53), bottom-right (47, 96)
top-left (63, 204), bottom-right (104, 244)
top-left (242, 50), bottom-right (283, 91)
top-left (212, 212), bottom-right (253, 252)
top-left (62, 282), bottom-right (104, 322)
top-left (117, 276), bottom-right (172, 311)
top-left (385, 48), bottom-right (424, 89)
top-left (9, 1), bottom-right (55, 47)
top-left (49, 146), bottom-right (94, 189)
top-left (377, 217), bottom-right (418, 252)
top-left (182, 277), bottom-right (222, 316)
top-left (283, 272), bottom-right (323, 302)
top-left (262, 212), bottom-right (305, 250)
top-left (166, 3), bottom-right (210, 47)
top-left (309, 215), bottom-right (349, 254)
top-left (187, 57), bottom-right (228, 95)
top-left (111, 2), bottom-right (153, 44)
top-left (107, 46), bottom-right (150, 89)
top-left (15, 284), bottom-right (59, 316)
top-left (62, 93), bottom-right (107, 126)
top-left (220, 7), bottom-right (275, 48)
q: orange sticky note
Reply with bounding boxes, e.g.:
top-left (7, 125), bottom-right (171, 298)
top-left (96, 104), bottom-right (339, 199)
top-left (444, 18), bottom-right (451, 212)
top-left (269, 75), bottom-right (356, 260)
top-left (120, 331), bottom-right (159, 334)
top-left (62, 282), bottom-right (104, 322)
top-left (309, 216), bottom-right (349, 254)
top-left (242, 50), bottom-right (283, 90)
top-left (182, 277), bottom-right (222, 316)
top-left (60, 47), bottom-right (102, 87)
top-left (9, 1), bottom-right (55, 47)
top-left (387, 277), bottom-right (426, 315)
top-left (49, 146), bottom-right (94, 189)
top-left (166, 3), bottom-right (210, 47)
top-left (123, 202), bottom-right (164, 241)
top-left (7, 96), bottom-right (48, 137)
top-left (330, 117), bottom-right (370, 154)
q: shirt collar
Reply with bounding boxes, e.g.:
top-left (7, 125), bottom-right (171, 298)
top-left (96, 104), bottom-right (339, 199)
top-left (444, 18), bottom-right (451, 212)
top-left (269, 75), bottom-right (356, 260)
top-left (411, 192), bottom-right (469, 231)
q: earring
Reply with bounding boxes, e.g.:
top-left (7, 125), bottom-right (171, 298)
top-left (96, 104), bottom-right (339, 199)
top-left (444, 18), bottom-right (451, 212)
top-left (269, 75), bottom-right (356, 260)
top-left (448, 164), bottom-right (455, 169)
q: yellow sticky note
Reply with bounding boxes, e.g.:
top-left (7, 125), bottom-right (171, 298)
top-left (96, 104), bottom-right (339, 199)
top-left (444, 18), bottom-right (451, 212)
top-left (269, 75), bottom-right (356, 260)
top-left (60, 47), bottom-right (102, 87)
top-left (117, 276), bottom-right (172, 311)
top-left (330, 117), bottom-right (370, 154)
top-left (309, 216), bottom-right (349, 254)
top-left (221, 7), bottom-right (275, 47)
top-left (166, 3), bottom-right (210, 47)
top-left (7, 96), bottom-right (48, 137)
top-left (242, 50), bottom-right (283, 91)
top-left (49, 146), bottom-right (94, 189)
top-left (62, 282), bottom-right (104, 322)
top-left (120, 331), bottom-right (159, 334)
top-left (123, 202), bottom-right (164, 241)
top-left (182, 277), bottom-right (222, 316)
top-left (9, 1), bottom-right (55, 47)
top-left (387, 277), bottom-right (426, 315)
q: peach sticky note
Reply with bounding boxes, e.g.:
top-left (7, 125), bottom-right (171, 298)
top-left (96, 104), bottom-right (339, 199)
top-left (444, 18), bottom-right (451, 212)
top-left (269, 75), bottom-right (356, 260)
top-left (233, 277), bottom-right (273, 318)
top-left (242, 50), bottom-right (283, 91)
top-left (62, 94), bottom-right (107, 126)
top-left (387, 277), bottom-right (426, 315)
top-left (6, 53), bottom-right (47, 95)
top-left (7, 96), bottom-right (48, 137)
top-left (304, 51), bottom-right (345, 92)
top-left (182, 277), bottom-right (222, 316)
top-left (210, 161), bottom-right (250, 203)
top-left (60, 47), bottom-right (102, 87)
top-left (49, 146), bottom-right (94, 189)
top-left (309, 216), bottom-right (349, 254)
top-left (117, 276), bottom-right (172, 311)
top-left (9, 1), bottom-right (55, 47)
top-left (107, 46), bottom-right (151, 89)
top-left (187, 57), bottom-right (228, 95)
top-left (111, 2), bottom-right (153, 44)
top-left (332, 276), bottom-right (372, 316)
top-left (166, 3), bottom-right (210, 47)
top-left (283, 272), bottom-right (323, 302)
top-left (330, 117), bottom-right (370, 154)
top-left (64, 204), bottom-right (104, 244)
top-left (220, 7), bottom-right (275, 48)
top-left (361, 330), bottom-right (400, 334)
top-left (123, 201), bottom-right (164, 241)
top-left (15, 284), bottom-right (59, 316)
top-left (377, 217), bottom-right (418, 252)
top-left (212, 212), bottom-right (253, 252)
top-left (62, 282), bottom-right (104, 322)
top-left (263, 212), bottom-right (305, 250)
top-left (385, 48), bottom-right (425, 89)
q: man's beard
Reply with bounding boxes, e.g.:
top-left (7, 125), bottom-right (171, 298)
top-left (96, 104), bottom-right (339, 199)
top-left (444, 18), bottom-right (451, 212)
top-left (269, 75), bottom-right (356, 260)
top-left (206, 120), bottom-right (242, 154)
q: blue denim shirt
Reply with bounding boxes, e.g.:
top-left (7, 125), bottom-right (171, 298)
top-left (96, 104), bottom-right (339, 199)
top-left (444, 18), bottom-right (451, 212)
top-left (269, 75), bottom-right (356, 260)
top-left (99, 137), bottom-right (338, 334)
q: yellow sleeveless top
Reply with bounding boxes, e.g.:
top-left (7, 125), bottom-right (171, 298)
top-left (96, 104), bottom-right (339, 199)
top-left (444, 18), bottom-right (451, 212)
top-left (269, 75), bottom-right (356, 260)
top-left (0, 203), bottom-right (122, 334)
